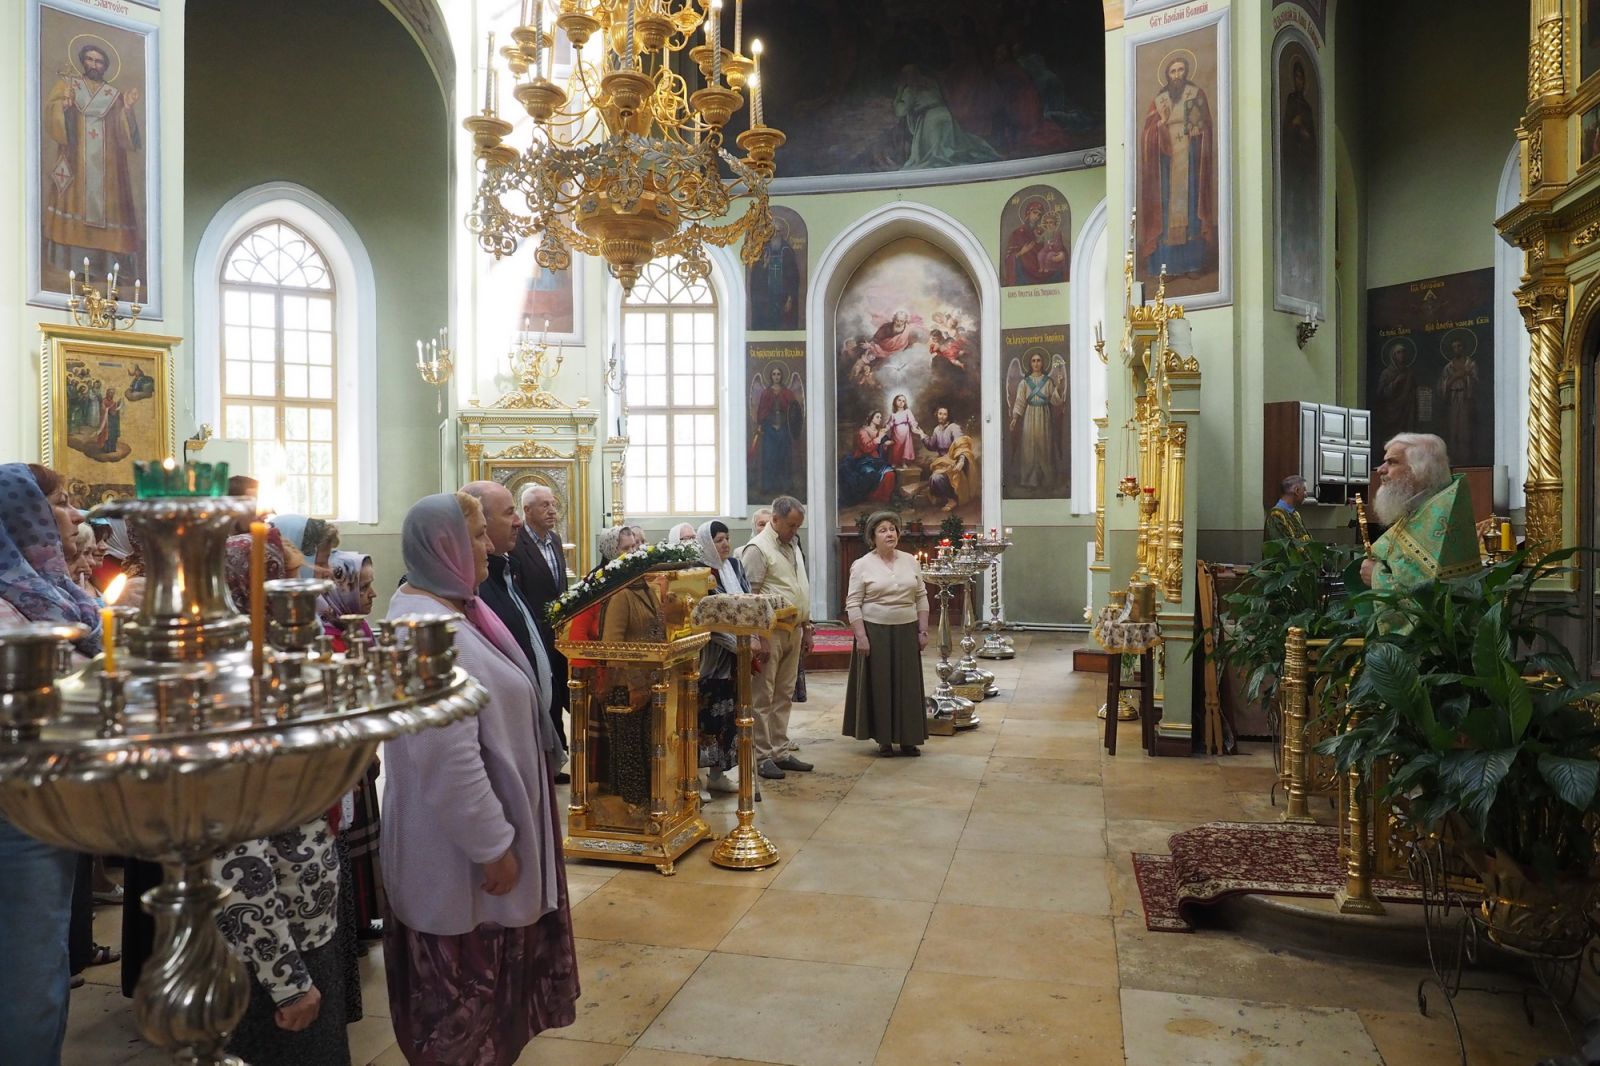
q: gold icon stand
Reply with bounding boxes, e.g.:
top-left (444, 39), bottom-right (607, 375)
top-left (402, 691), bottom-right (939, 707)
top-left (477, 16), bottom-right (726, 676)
top-left (691, 594), bottom-right (795, 870)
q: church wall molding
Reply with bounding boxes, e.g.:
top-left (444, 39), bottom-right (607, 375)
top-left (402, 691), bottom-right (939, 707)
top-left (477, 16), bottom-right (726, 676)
top-left (805, 199), bottom-right (1001, 614)
top-left (768, 149), bottom-right (1106, 197)
top-left (191, 181), bottom-right (379, 524)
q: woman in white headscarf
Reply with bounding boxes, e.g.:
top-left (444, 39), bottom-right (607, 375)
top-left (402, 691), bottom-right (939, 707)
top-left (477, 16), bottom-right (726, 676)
top-left (667, 521), bottom-right (697, 545)
top-left (693, 521), bottom-right (748, 796)
top-left (382, 492), bottom-right (578, 1064)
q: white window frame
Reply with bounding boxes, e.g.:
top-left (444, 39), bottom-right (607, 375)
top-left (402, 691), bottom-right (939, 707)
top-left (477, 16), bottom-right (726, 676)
top-left (606, 245), bottom-right (745, 518)
top-left (194, 182), bottom-right (378, 523)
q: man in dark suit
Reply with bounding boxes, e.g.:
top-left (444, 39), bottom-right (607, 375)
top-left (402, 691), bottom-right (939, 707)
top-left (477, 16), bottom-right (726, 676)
top-left (461, 481), bottom-right (565, 781)
top-left (510, 482), bottom-right (571, 763)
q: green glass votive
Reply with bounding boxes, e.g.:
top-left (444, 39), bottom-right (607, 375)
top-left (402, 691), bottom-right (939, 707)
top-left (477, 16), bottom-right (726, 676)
top-left (133, 460), bottom-right (231, 498)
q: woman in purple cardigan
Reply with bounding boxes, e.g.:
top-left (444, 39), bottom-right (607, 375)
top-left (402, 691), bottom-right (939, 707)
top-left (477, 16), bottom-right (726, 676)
top-left (382, 492), bottom-right (579, 1064)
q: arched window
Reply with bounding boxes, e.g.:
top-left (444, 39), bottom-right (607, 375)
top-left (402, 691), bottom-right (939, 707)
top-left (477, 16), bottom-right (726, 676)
top-left (620, 259), bottom-right (719, 515)
top-left (194, 183), bottom-right (377, 523)
top-left (219, 221), bottom-right (339, 516)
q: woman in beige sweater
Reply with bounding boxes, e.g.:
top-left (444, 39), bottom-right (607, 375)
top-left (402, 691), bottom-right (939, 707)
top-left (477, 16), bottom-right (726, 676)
top-left (842, 511), bottom-right (930, 755)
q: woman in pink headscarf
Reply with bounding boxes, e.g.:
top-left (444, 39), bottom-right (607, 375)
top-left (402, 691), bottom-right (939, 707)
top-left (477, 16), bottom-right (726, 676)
top-left (382, 492), bottom-right (578, 1065)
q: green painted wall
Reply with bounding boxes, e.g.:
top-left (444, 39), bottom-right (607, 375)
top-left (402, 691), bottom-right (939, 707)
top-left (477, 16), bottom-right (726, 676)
top-left (1358, 1), bottom-right (1523, 290)
top-left (184, 0), bottom-right (450, 611)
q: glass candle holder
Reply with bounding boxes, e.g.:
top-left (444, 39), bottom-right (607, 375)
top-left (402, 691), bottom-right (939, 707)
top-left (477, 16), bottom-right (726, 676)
top-left (133, 461), bottom-right (231, 499)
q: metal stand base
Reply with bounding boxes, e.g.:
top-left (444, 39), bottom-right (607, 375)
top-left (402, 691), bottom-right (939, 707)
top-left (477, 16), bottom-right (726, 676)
top-left (977, 635), bottom-right (1015, 659)
top-left (927, 693), bottom-right (977, 731)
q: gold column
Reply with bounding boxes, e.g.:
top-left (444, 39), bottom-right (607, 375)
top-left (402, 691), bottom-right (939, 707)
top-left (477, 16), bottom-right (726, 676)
top-left (1528, 0), bottom-right (1566, 103)
top-left (567, 670), bottom-right (589, 816)
top-left (1335, 710), bottom-right (1385, 914)
top-left (681, 669), bottom-right (700, 810)
top-left (1161, 422), bottom-right (1187, 602)
top-left (1093, 415), bottom-right (1107, 563)
top-left (1280, 626), bottom-right (1315, 824)
top-left (1133, 393), bottom-right (1152, 577)
top-left (1518, 283), bottom-right (1567, 551)
top-left (610, 458), bottom-right (627, 526)
top-left (650, 670), bottom-right (669, 823)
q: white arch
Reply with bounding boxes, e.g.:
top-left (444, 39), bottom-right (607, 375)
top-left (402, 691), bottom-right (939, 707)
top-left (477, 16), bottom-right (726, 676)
top-left (193, 182), bottom-right (379, 523)
top-left (604, 242), bottom-right (747, 516)
top-left (1493, 144), bottom-right (1528, 511)
top-left (1071, 198), bottom-right (1110, 515)
top-left (805, 200), bottom-right (1001, 615)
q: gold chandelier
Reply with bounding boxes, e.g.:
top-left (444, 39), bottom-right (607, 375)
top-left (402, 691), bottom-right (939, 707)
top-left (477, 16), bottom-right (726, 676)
top-left (463, 0), bottom-right (784, 294)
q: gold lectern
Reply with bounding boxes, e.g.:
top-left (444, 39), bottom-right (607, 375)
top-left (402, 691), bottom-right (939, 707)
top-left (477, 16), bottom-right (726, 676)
top-left (556, 563), bottom-right (715, 874)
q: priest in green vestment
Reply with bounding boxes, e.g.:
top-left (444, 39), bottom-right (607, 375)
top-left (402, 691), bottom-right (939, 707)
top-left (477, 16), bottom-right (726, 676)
top-left (1264, 475), bottom-right (1311, 542)
top-left (1361, 433), bottom-right (1480, 591)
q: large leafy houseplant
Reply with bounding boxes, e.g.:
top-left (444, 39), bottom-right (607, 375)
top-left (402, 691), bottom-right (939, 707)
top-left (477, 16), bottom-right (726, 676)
top-left (1214, 538), bottom-right (1364, 708)
top-left (1319, 549), bottom-right (1600, 954)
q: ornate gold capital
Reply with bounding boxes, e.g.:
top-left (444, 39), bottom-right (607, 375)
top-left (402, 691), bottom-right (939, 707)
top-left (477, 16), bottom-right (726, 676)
top-left (1527, 8), bottom-right (1566, 101)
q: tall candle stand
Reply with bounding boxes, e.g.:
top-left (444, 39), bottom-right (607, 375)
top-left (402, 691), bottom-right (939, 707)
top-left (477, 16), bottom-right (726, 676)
top-left (0, 490), bottom-right (487, 1066)
top-left (920, 556), bottom-right (979, 731)
top-left (976, 533), bottom-right (1015, 659)
top-left (950, 537), bottom-right (998, 699)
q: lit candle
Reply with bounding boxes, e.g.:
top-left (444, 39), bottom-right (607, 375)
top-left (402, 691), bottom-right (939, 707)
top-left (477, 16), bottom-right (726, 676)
top-left (707, 0), bottom-right (722, 85)
top-left (416, 339), bottom-right (426, 366)
top-left (83, 256), bottom-right (90, 275)
top-left (101, 574), bottom-right (128, 674)
top-left (484, 32), bottom-right (495, 110)
top-left (439, 326), bottom-right (448, 347)
top-left (750, 38), bottom-right (764, 125)
top-left (733, 0), bottom-right (742, 54)
top-left (542, 317), bottom-right (550, 342)
top-left (1500, 521), bottom-right (1514, 552)
top-left (69, 269), bottom-right (75, 287)
top-left (249, 517), bottom-right (268, 677)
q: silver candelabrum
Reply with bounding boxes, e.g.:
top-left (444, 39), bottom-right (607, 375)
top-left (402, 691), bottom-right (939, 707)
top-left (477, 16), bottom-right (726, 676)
top-left (975, 535), bottom-right (1015, 659)
top-left (0, 494), bottom-right (488, 1066)
top-left (948, 538), bottom-right (998, 700)
top-left (920, 554), bottom-right (982, 731)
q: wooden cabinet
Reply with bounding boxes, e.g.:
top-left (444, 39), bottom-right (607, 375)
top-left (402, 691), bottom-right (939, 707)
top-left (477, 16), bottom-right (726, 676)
top-left (1263, 400), bottom-right (1374, 508)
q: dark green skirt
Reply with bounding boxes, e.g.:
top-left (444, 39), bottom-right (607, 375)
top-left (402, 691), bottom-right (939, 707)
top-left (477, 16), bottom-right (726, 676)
top-left (842, 620), bottom-right (928, 746)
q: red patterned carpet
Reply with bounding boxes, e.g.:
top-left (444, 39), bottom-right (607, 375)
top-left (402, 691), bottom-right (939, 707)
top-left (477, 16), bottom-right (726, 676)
top-left (1132, 821), bottom-right (1425, 932)
top-left (804, 625), bottom-right (854, 671)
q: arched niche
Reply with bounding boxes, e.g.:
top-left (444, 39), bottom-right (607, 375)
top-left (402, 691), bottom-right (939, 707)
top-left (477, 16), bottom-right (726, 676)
top-left (805, 202), bottom-right (1000, 615)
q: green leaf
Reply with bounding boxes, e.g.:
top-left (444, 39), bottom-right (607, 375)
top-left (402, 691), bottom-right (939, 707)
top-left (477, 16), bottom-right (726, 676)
top-left (1505, 670), bottom-right (1533, 743)
top-left (1439, 749), bottom-right (1516, 834)
top-left (1537, 755), bottom-right (1600, 811)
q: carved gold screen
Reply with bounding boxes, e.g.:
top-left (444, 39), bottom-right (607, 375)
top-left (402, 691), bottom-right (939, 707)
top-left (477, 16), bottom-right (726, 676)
top-left (464, 437), bottom-right (594, 576)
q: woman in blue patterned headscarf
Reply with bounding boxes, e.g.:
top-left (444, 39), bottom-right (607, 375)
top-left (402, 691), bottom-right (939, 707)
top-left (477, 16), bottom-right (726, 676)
top-left (0, 462), bottom-right (100, 1064)
top-left (0, 463), bottom-right (101, 654)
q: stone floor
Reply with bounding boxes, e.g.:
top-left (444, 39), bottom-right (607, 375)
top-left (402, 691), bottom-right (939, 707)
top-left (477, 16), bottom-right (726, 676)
top-left (64, 634), bottom-right (1572, 1065)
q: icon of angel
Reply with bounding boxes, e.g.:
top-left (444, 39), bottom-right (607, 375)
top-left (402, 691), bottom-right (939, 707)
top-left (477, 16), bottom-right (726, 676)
top-left (749, 363), bottom-right (805, 496)
top-left (1006, 348), bottom-right (1069, 490)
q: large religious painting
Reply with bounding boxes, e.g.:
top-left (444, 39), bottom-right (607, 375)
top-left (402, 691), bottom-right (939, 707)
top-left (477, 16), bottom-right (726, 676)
top-left (745, 341), bottom-right (807, 507)
top-left (1125, 9), bottom-right (1232, 310)
top-left (747, 207), bottom-right (807, 331)
top-left (40, 324), bottom-right (176, 508)
top-left (1001, 326), bottom-right (1070, 500)
top-left (834, 237), bottom-right (982, 531)
top-left (1365, 269), bottom-right (1494, 469)
top-left (999, 185), bottom-right (1069, 288)
top-left (733, 1), bottom-right (1103, 182)
top-left (27, 0), bottom-right (162, 319)
top-left (1273, 32), bottom-right (1321, 315)
top-left (520, 256), bottom-right (580, 339)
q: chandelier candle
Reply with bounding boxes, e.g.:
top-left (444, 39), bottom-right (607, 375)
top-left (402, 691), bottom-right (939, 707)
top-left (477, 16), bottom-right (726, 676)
top-left (708, 0), bottom-right (721, 85)
top-left (733, 0), bottom-right (742, 54)
top-left (750, 38), bottom-right (764, 125)
top-left (485, 32), bottom-right (495, 110)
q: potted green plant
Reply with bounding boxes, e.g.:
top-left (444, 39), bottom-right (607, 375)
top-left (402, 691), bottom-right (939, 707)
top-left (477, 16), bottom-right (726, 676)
top-left (1214, 538), bottom-right (1364, 708)
top-left (1320, 549), bottom-right (1600, 956)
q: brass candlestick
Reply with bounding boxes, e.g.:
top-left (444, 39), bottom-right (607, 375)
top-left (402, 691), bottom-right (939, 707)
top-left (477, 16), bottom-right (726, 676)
top-left (67, 266), bottom-right (144, 331)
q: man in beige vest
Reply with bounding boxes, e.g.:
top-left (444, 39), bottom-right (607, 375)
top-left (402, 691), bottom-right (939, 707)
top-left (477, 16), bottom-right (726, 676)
top-left (739, 495), bottom-right (815, 778)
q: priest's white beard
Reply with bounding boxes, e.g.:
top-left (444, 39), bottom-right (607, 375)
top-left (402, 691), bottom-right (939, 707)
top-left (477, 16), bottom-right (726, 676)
top-left (1373, 472), bottom-right (1432, 526)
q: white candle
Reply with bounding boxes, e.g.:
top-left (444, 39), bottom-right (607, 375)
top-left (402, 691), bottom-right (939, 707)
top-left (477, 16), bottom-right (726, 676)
top-left (711, 0), bottom-right (722, 84)
top-left (626, 0), bottom-right (636, 68)
top-left (439, 326), bottom-right (448, 348)
top-left (533, 0), bottom-right (544, 74)
top-left (416, 339), bottom-right (426, 367)
top-left (734, 0), bottom-right (742, 53)
top-left (134, 279), bottom-right (140, 303)
top-left (484, 32), bottom-right (495, 110)
top-left (68, 269), bottom-right (75, 287)
top-left (521, 0), bottom-right (529, 26)
top-left (750, 38), bottom-right (763, 125)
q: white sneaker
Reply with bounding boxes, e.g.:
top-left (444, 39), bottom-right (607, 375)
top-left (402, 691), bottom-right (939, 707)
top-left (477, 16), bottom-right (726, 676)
top-left (707, 771), bottom-right (738, 794)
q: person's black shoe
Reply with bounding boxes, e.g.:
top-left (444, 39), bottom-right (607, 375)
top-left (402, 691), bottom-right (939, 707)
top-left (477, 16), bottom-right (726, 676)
top-left (878, 743), bottom-right (895, 757)
top-left (758, 758), bottom-right (786, 780)
top-left (774, 754), bottom-right (813, 772)
top-left (900, 745), bottom-right (921, 757)
top-left (555, 771), bottom-right (571, 784)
